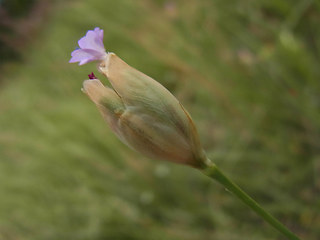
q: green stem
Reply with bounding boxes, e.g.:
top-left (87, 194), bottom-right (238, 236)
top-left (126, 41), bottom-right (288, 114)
top-left (201, 161), bottom-right (300, 240)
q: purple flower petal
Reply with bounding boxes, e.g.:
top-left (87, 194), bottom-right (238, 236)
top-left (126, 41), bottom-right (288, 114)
top-left (69, 27), bottom-right (106, 65)
top-left (78, 28), bottom-right (105, 52)
top-left (69, 48), bottom-right (105, 66)
top-left (94, 27), bottom-right (104, 41)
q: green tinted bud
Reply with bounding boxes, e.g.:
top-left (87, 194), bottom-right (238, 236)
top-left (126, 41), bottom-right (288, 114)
top-left (82, 53), bottom-right (206, 168)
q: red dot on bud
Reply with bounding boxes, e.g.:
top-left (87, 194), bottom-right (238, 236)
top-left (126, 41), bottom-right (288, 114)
top-left (88, 72), bottom-right (96, 79)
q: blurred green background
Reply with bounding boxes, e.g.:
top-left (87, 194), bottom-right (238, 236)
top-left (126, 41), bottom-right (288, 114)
top-left (0, 0), bottom-right (319, 239)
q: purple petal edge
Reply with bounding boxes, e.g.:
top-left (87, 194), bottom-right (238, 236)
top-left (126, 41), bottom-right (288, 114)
top-left (69, 48), bottom-right (106, 65)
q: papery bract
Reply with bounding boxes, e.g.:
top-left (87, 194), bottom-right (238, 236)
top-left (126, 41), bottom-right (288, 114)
top-left (82, 53), bottom-right (206, 168)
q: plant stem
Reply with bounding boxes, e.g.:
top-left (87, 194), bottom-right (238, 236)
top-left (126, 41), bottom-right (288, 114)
top-left (201, 161), bottom-right (300, 240)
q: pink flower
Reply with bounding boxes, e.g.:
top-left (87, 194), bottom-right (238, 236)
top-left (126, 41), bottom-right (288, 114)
top-left (69, 27), bottom-right (107, 65)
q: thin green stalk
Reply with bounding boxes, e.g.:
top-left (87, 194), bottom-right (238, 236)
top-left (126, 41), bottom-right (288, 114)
top-left (201, 161), bottom-right (300, 240)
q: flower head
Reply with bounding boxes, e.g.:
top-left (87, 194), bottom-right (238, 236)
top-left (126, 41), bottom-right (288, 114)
top-left (69, 27), bottom-right (107, 65)
top-left (70, 28), bottom-right (206, 168)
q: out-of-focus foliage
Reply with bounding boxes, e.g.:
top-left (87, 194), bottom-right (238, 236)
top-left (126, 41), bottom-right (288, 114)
top-left (0, 0), bottom-right (35, 63)
top-left (0, 0), bottom-right (319, 239)
top-left (0, 0), bottom-right (45, 65)
top-left (1, 0), bottom-right (36, 17)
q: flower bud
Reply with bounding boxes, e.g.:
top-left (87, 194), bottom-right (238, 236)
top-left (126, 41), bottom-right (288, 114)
top-left (82, 53), bottom-right (206, 168)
